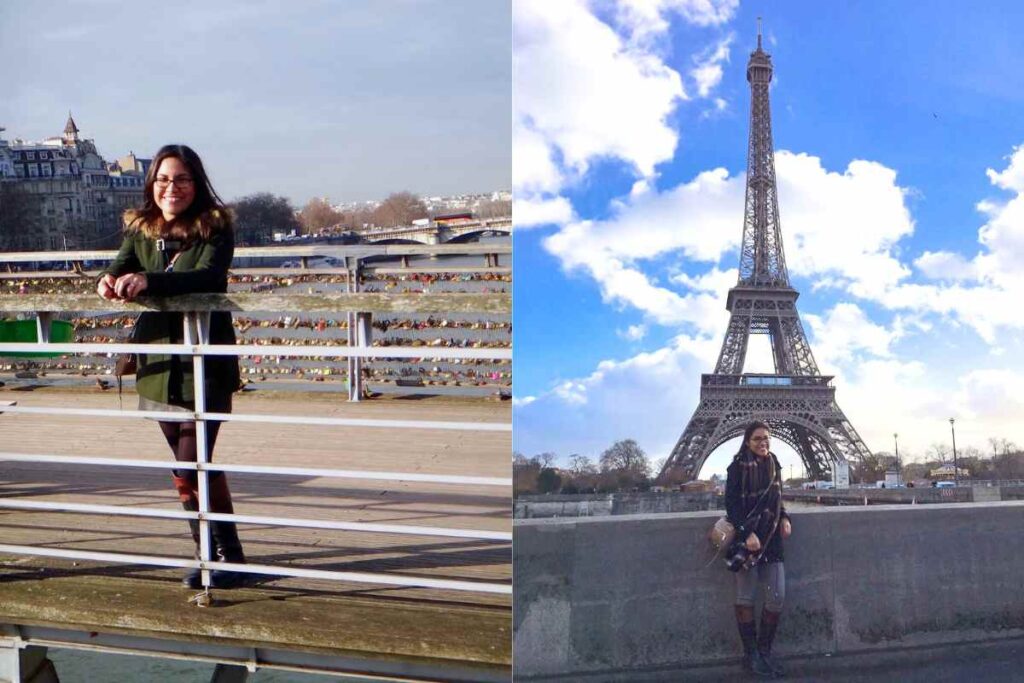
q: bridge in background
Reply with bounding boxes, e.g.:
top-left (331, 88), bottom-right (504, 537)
top-left (357, 217), bottom-right (511, 245)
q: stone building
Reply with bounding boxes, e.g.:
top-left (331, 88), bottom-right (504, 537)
top-left (0, 114), bottom-right (147, 251)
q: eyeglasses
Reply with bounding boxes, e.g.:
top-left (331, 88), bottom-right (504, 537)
top-left (154, 175), bottom-right (194, 188)
top-left (751, 436), bottom-right (771, 442)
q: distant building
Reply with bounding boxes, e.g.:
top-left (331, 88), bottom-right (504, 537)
top-left (0, 114), bottom-right (147, 251)
top-left (929, 463), bottom-right (969, 479)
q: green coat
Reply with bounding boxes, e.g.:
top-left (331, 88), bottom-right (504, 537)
top-left (102, 228), bottom-right (240, 407)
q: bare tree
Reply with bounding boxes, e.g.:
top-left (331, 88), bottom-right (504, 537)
top-left (598, 439), bottom-right (651, 491)
top-left (372, 191), bottom-right (427, 228)
top-left (231, 193), bottom-right (300, 245)
top-left (474, 198), bottom-right (511, 220)
top-left (298, 197), bottom-right (343, 234)
top-left (927, 443), bottom-right (951, 462)
top-left (568, 454), bottom-right (597, 476)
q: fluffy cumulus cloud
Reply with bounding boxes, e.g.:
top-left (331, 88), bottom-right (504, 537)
top-left (803, 302), bottom-right (898, 369)
top-left (513, 333), bottom-right (723, 459)
top-left (690, 34), bottom-right (733, 97)
top-left (513, 0), bottom-right (739, 229)
top-left (868, 144), bottom-right (1024, 341)
top-left (515, 0), bottom-right (684, 179)
top-left (542, 152), bottom-right (916, 331)
top-left (774, 153), bottom-right (914, 298)
top-left (617, 0), bottom-right (739, 40)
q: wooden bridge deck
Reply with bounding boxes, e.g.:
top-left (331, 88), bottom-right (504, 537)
top-left (0, 387), bottom-right (511, 675)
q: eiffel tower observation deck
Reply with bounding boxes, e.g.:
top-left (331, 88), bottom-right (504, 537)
top-left (658, 23), bottom-right (872, 484)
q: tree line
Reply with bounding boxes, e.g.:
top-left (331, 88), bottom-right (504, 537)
top-left (0, 184), bottom-right (510, 250)
top-left (515, 437), bottom-right (1024, 497)
top-left (514, 439), bottom-right (653, 496)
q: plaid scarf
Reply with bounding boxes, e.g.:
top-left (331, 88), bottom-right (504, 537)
top-left (735, 448), bottom-right (783, 562)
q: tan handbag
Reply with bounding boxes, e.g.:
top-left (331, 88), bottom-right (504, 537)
top-left (707, 517), bottom-right (735, 551)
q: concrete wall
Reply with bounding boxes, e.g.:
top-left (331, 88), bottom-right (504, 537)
top-left (514, 492), bottom-right (721, 519)
top-left (514, 502), bottom-right (1024, 680)
top-left (783, 487), bottom-right (973, 505)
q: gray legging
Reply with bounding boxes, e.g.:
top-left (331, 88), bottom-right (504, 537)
top-left (735, 561), bottom-right (785, 611)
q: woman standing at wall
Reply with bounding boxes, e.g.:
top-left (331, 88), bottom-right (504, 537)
top-left (725, 420), bottom-right (793, 678)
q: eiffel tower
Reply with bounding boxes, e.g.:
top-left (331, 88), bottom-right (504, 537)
top-left (658, 24), bottom-right (872, 484)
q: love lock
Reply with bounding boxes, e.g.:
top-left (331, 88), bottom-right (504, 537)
top-left (189, 590), bottom-right (212, 608)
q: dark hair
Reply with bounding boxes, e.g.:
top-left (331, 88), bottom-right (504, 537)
top-left (738, 420), bottom-right (771, 456)
top-left (124, 144), bottom-right (231, 240)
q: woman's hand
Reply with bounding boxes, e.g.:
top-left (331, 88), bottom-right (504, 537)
top-left (780, 518), bottom-right (792, 539)
top-left (745, 532), bottom-right (761, 552)
top-left (114, 273), bottom-right (148, 300)
top-left (97, 274), bottom-right (118, 300)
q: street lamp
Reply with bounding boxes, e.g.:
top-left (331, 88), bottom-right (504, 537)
top-left (949, 418), bottom-right (958, 487)
top-left (893, 433), bottom-right (900, 486)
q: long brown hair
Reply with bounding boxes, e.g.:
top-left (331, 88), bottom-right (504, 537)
top-left (123, 144), bottom-right (232, 240)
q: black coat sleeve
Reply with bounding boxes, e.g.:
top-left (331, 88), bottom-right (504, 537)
top-left (144, 230), bottom-right (234, 296)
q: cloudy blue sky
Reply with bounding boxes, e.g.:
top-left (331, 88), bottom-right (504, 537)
top-left (0, 0), bottom-right (511, 205)
top-left (514, 0), bottom-right (1024, 477)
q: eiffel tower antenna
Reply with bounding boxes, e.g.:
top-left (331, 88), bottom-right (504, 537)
top-left (658, 23), bottom-right (872, 484)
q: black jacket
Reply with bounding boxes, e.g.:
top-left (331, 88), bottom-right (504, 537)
top-left (725, 449), bottom-right (790, 564)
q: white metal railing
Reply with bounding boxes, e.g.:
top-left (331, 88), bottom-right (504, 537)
top-left (0, 256), bottom-right (511, 596)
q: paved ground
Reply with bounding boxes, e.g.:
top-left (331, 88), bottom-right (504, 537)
top-left (535, 638), bottom-right (1024, 682)
top-left (0, 386), bottom-right (511, 606)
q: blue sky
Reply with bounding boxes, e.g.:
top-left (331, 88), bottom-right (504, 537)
top-left (0, 0), bottom-right (511, 205)
top-left (514, 0), bottom-right (1024, 477)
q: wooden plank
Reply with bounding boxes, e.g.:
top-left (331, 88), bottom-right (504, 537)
top-left (0, 292), bottom-right (511, 314)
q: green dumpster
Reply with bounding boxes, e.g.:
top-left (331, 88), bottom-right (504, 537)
top-left (0, 319), bottom-right (75, 358)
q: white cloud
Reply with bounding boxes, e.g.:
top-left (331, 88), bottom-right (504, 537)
top-left (774, 153), bottom-right (914, 299)
top-left (957, 369), bottom-right (1024, 422)
top-left (513, 333), bottom-right (722, 458)
top-left (542, 153), bottom-right (916, 330)
top-left (617, 0), bottom-right (739, 41)
top-left (514, 0), bottom-right (685, 180)
top-left (513, 196), bottom-right (575, 229)
top-left (617, 324), bottom-right (648, 341)
top-left (690, 34), bottom-right (733, 98)
top-left (513, 123), bottom-right (563, 195)
top-left (914, 251), bottom-right (978, 281)
top-left (803, 302), bottom-right (897, 369)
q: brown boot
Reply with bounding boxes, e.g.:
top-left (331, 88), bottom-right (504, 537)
top-left (736, 605), bottom-right (773, 678)
top-left (758, 607), bottom-right (784, 677)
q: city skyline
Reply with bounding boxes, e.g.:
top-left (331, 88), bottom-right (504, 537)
top-left (513, 0), bottom-right (1024, 477)
top-left (0, 1), bottom-right (511, 207)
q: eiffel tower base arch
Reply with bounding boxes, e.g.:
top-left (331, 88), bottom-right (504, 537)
top-left (658, 375), bottom-right (871, 484)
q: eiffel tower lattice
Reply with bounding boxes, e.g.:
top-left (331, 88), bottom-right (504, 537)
top-left (658, 25), bottom-right (872, 484)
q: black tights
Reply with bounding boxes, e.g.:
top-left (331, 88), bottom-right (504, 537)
top-left (159, 420), bottom-right (222, 476)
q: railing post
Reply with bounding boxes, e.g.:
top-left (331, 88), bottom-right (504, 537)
top-left (34, 312), bottom-right (52, 345)
top-left (0, 626), bottom-right (58, 683)
top-left (345, 257), bottom-right (364, 402)
top-left (184, 311), bottom-right (213, 590)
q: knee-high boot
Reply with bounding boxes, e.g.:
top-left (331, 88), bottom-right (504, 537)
top-left (207, 474), bottom-right (248, 588)
top-left (736, 605), bottom-right (773, 678)
top-left (758, 608), bottom-right (784, 677)
top-left (172, 474), bottom-right (204, 589)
